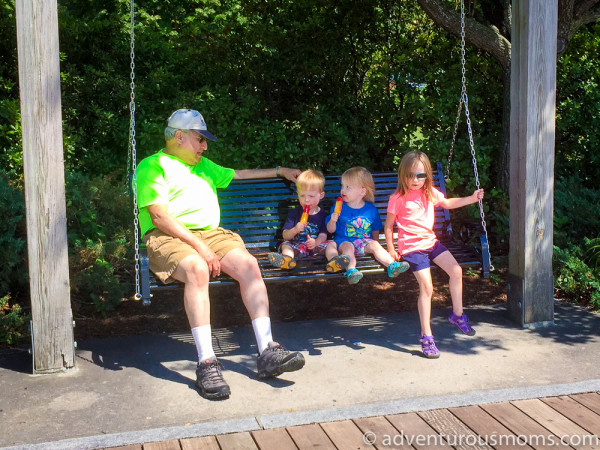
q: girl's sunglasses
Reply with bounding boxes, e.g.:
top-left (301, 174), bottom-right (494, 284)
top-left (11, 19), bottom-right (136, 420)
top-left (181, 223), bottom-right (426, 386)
top-left (407, 172), bottom-right (427, 180)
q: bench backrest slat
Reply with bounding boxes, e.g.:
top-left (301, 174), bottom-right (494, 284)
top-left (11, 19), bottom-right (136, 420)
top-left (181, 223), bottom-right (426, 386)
top-left (217, 164), bottom-right (451, 251)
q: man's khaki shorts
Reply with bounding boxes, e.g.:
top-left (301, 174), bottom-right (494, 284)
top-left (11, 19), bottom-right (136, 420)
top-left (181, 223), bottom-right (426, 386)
top-left (143, 227), bottom-right (245, 284)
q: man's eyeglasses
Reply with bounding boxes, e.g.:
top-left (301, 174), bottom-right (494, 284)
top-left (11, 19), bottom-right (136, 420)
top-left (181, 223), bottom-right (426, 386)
top-left (185, 131), bottom-right (205, 143)
top-left (407, 172), bottom-right (427, 180)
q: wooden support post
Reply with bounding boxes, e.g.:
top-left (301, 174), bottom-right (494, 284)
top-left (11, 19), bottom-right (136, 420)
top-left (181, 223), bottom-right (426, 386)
top-left (508, 0), bottom-right (557, 327)
top-left (15, 0), bottom-right (75, 372)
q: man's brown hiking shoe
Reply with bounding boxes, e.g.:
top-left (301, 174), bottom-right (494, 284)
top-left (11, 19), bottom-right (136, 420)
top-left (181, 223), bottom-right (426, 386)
top-left (196, 356), bottom-right (231, 400)
top-left (257, 342), bottom-right (305, 378)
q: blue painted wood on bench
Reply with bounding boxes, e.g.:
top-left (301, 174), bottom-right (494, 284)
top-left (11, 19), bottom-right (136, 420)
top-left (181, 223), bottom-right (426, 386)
top-left (139, 162), bottom-right (489, 304)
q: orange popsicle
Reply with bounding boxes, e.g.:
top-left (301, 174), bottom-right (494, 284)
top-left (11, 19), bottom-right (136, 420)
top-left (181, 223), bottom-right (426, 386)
top-left (300, 205), bottom-right (310, 223)
top-left (334, 197), bottom-right (343, 214)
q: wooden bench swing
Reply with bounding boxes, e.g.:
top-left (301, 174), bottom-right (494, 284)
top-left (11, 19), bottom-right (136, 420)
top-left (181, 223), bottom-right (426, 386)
top-left (135, 163), bottom-right (491, 305)
top-left (127, 0), bottom-right (493, 306)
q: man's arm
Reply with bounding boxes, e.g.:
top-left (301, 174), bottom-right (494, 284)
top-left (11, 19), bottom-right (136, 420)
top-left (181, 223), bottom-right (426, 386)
top-left (146, 204), bottom-right (221, 277)
top-left (233, 167), bottom-right (301, 183)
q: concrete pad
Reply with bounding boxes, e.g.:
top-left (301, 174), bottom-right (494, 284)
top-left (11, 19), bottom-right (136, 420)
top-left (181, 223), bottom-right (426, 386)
top-left (1, 301), bottom-right (599, 449)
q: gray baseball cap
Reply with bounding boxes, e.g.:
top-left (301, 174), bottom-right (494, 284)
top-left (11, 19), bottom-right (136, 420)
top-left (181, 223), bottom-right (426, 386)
top-left (167, 109), bottom-right (217, 141)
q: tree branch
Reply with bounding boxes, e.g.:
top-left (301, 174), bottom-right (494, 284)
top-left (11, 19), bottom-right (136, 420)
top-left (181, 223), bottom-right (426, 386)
top-left (574, 0), bottom-right (600, 18)
top-left (574, 4), bottom-right (600, 25)
top-left (416, 0), bottom-right (511, 69)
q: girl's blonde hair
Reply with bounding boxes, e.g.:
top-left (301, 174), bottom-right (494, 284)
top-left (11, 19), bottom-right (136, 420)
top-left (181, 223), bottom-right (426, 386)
top-left (395, 151), bottom-right (434, 202)
top-left (296, 169), bottom-right (325, 192)
top-left (342, 166), bottom-right (375, 203)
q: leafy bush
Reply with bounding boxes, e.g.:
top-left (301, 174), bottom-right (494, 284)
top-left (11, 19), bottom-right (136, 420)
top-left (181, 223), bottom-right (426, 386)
top-left (554, 176), bottom-right (600, 248)
top-left (66, 171), bottom-right (133, 316)
top-left (0, 169), bottom-right (27, 298)
top-left (0, 295), bottom-right (30, 345)
top-left (553, 240), bottom-right (600, 310)
top-left (585, 237), bottom-right (600, 269)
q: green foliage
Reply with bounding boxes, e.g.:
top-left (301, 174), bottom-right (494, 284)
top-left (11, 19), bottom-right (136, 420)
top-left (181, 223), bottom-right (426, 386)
top-left (554, 176), bottom-right (600, 248)
top-left (585, 238), bottom-right (600, 269)
top-left (556, 22), bottom-right (600, 188)
top-left (0, 295), bottom-right (30, 345)
top-left (0, 169), bottom-right (27, 298)
top-left (66, 172), bottom-right (132, 316)
top-left (554, 241), bottom-right (600, 310)
top-left (0, 0), bottom-right (599, 317)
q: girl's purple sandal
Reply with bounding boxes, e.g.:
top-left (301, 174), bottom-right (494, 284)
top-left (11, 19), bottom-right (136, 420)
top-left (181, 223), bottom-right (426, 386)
top-left (448, 312), bottom-right (476, 336)
top-left (419, 334), bottom-right (440, 359)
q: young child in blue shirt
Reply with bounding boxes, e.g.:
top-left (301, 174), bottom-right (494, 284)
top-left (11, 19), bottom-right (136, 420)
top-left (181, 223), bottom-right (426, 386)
top-left (325, 166), bottom-right (409, 284)
top-left (268, 169), bottom-right (329, 269)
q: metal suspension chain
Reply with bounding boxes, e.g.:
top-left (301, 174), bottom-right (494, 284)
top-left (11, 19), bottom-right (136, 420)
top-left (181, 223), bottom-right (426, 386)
top-left (456, 0), bottom-right (494, 272)
top-left (445, 97), bottom-right (463, 180)
top-left (129, 0), bottom-right (142, 301)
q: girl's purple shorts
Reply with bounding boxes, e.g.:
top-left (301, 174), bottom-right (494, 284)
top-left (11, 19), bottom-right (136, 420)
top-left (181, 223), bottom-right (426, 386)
top-left (402, 241), bottom-right (449, 272)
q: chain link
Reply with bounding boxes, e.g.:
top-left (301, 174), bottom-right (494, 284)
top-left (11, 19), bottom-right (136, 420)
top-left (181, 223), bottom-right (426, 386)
top-left (129, 0), bottom-right (142, 300)
top-left (445, 98), bottom-right (463, 180)
top-left (455, 0), bottom-right (494, 272)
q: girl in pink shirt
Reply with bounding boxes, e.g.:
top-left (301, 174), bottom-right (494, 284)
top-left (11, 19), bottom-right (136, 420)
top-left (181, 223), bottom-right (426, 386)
top-left (384, 151), bottom-right (484, 358)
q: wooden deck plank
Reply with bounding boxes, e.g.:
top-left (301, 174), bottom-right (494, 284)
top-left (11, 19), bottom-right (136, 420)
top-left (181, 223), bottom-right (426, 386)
top-left (449, 405), bottom-right (533, 450)
top-left (320, 419), bottom-right (374, 449)
top-left (252, 428), bottom-right (298, 450)
top-left (107, 445), bottom-right (143, 450)
top-left (541, 396), bottom-right (600, 436)
top-left (482, 402), bottom-right (571, 450)
top-left (286, 423), bottom-right (336, 449)
top-left (180, 435), bottom-right (220, 450)
top-left (511, 398), bottom-right (595, 445)
top-left (418, 409), bottom-right (492, 450)
top-left (354, 416), bottom-right (414, 449)
top-left (570, 393), bottom-right (600, 416)
top-left (216, 431), bottom-right (259, 450)
top-left (142, 440), bottom-right (181, 450)
top-left (385, 412), bottom-right (451, 449)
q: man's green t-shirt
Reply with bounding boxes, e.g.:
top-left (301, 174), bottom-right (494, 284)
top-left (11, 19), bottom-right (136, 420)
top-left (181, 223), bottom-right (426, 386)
top-left (136, 150), bottom-right (235, 237)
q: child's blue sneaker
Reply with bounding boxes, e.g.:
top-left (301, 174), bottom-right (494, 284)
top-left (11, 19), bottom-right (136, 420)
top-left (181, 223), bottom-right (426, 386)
top-left (387, 260), bottom-right (409, 277)
top-left (345, 268), bottom-right (363, 284)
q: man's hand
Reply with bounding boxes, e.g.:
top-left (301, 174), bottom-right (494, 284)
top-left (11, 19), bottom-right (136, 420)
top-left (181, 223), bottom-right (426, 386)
top-left (196, 243), bottom-right (221, 278)
top-left (279, 167), bottom-right (302, 183)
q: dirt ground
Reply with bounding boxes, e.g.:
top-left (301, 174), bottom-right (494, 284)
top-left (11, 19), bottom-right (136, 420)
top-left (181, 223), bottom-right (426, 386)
top-left (73, 269), bottom-right (508, 340)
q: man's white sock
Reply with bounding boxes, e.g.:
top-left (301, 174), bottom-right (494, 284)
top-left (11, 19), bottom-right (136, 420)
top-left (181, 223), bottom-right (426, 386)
top-left (252, 316), bottom-right (273, 354)
top-left (191, 324), bottom-right (215, 362)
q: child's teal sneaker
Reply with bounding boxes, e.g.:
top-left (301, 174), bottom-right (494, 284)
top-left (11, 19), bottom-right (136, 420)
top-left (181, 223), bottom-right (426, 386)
top-left (387, 260), bottom-right (410, 277)
top-left (345, 268), bottom-right (363, 284)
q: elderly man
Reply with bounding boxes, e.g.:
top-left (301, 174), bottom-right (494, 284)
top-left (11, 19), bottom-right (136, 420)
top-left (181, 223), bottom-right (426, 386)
top-left (136, 109), bottom-right (305, 400)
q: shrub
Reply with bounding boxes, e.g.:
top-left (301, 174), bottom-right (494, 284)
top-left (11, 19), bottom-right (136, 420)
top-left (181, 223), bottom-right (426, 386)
top-left (554, 176), bottom-right (600, 248)
top-left (0, 169), bottom-right (27, 298)
top-left (0, 295), bottom-right (30, 346)
top-left (553, 241), bottom-right (600, 310)
top-left (66, 171), bottom-right (133, 316)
